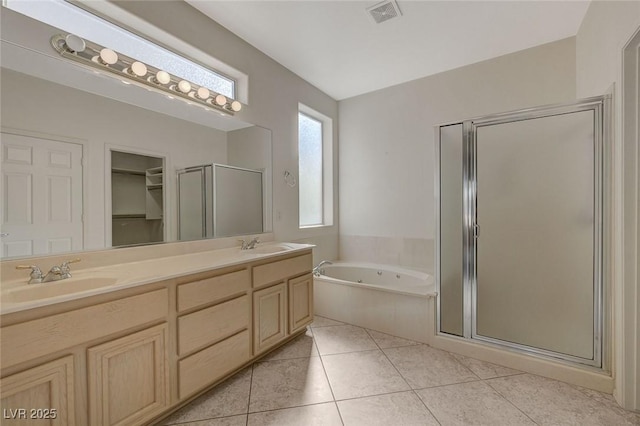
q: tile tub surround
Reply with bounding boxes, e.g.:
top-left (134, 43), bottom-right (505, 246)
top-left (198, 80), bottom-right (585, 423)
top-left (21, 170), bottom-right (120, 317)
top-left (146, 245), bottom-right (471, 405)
top-left (158, 317), bottom-right (639, 426)
top-left (338, 235), bottom-right (435, 272)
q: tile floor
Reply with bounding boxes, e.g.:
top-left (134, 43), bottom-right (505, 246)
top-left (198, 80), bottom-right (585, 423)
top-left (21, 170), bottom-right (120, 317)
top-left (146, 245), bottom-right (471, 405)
top-left (158, 316), bottom-right (639, 426)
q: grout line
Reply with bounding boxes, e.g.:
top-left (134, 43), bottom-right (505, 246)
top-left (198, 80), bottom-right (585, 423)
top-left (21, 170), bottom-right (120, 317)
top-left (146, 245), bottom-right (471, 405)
top-left (362, 328), bottom-right (445, 425)
top-left (483, 375), bottom-right (541, 425)
top-left (245, 363), bottom-right (255, 426)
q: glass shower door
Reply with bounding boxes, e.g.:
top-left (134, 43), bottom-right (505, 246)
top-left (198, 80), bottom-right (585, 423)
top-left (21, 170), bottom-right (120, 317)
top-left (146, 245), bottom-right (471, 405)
top-left (474, 109), bottom-right (599, 362)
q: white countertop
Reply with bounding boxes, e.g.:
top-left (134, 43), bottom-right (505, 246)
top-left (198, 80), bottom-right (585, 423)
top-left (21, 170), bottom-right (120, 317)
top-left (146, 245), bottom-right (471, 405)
top-left (0, 242), bottom-right (314, 315)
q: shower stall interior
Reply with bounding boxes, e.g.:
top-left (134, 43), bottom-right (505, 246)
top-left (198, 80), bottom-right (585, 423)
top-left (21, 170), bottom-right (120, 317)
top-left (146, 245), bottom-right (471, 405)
top-left (436, 96), bottom-right (609, 368)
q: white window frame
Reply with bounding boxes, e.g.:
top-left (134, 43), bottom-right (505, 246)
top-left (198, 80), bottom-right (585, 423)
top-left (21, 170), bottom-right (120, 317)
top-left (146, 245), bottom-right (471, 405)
top-left (298, 103), bottom-right (333, 229)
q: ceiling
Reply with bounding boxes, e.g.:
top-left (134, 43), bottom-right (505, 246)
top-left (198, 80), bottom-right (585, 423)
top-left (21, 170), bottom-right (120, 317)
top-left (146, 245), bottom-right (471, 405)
top-left (187, 0), bottom-right (590, 100)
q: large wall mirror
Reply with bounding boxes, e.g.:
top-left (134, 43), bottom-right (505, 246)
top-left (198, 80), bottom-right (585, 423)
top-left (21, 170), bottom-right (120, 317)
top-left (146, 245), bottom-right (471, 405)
top-left (0, 8), bottom-right (272, 259)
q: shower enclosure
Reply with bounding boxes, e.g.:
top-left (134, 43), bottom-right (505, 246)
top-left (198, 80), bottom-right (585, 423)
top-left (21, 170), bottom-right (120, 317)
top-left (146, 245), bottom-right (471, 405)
top-left (436, 96), bottom-right (609, 367)
top-left (177, 164), bottom-right (264, 241)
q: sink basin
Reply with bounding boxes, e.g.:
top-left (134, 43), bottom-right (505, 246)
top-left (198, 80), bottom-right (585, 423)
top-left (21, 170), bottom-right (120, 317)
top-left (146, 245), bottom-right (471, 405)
top-left (245, 243), bottom-right (294, 254)
top-left (2, 277), bottom-right (118, 303)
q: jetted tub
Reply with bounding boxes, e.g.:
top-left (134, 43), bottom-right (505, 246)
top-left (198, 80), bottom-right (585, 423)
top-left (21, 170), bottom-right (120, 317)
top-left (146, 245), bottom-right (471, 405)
top-left (313, 262), bottom-right (437, 343)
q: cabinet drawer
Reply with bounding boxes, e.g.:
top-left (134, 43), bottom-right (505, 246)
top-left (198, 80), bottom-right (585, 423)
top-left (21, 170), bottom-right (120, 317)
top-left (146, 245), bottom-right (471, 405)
top-left (1, 289), bottom-right (168, 369)
top-left (253, 254), bottom-right (312, 288)
top-left (178, 295), bottom-right (249, 356)
top-left (178, 330), bottom-right (250, 398)
top-left (178, 269), bottom-right (249, 312)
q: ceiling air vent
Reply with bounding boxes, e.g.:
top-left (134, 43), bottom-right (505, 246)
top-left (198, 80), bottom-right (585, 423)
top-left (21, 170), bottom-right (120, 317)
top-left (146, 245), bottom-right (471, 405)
top-left (366, 0), bottom-right (402, 24)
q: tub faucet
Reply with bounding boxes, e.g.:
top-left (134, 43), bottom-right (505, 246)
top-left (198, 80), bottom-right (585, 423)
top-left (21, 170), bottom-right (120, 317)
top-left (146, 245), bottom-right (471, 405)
top-left (313, 260), bottom-right (333, 277)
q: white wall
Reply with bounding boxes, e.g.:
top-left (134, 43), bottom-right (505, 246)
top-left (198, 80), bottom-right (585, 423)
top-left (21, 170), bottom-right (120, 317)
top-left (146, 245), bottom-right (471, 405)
top-left (576, 0), bottom-right (640, 411)
top-left (1, 69), bottom-right (228, 249)
top-left (113, 1), bottom-right (340, 263)
top-left (338, 38), bottom-right (576, 271)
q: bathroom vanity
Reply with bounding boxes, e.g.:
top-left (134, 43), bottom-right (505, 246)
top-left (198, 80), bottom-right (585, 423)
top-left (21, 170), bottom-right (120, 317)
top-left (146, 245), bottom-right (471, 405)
top-left (0, 243), bottom-right (313, 425)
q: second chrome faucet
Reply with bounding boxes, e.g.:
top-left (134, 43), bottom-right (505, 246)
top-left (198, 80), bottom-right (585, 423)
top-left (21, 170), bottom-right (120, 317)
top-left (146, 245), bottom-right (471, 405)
top-left (238, 237), bottom-right (260, 250)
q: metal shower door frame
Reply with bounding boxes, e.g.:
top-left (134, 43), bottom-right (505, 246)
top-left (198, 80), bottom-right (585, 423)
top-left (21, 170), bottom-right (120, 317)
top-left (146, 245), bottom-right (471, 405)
top-left (436, 95), bottom-right (609, 368)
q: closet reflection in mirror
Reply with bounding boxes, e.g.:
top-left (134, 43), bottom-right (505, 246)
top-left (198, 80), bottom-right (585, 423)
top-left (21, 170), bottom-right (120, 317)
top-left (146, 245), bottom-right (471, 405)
top-left (111, 151), bottom-right (165, 247)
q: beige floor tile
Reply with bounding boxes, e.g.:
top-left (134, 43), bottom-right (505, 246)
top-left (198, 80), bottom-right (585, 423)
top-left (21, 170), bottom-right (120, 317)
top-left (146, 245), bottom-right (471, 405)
top-left (366, 329), bottom-right (420, 349)
top-left (416, 380), bottom-right (535, 426)
top-left (337, 391), bottom-right (439, 426)
top-left (261, 328), bottom-right (319, 361)
top-left (449, 353), bottom-right (522, 379)
top-left (313, 325), bottom-right (378, 355)
top-left (383, 345), bottom-right (478, 389)
top-left (575, 386), bottom-right (640, 424)
top-left (322, 349), bottom-right (410, 400)
top-left (176, 415), bottom-right (248, 426)
top-left (161, 368), bottom-right (251, 425)
top-left (487, 374), bottom-right (638, 425)
top-left (311, 316), bottom-right (345, 328)
top-left (249, 357), bottom-right (333, 412)
top-left (247, 402), bottom-right (342, 426)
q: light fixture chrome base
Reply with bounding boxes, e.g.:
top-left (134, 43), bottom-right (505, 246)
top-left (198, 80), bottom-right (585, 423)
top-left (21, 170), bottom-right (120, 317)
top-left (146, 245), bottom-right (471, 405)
top-left (50, 34), bottom-right (242, 116)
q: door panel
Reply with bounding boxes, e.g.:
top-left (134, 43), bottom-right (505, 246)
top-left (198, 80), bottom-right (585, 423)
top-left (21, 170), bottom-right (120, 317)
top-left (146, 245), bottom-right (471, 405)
top-left (439, 124), bottom-right (465, 336)
top-left (1, 133), bottom-right (83, 258)
top-left (475, 110), bottom-right (595, 360)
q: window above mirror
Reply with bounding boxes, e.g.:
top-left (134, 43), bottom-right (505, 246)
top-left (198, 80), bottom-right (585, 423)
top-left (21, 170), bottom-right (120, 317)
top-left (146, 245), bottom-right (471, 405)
top-left (4, 0), bottom-right (238, 99)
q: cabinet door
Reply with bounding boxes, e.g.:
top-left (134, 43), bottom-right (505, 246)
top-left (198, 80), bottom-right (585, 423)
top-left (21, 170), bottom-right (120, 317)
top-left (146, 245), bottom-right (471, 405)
top-left (87, 323), bottom-right (169, 426)
top-left (253, 282), bottom-right (287, 354)
top-left (0, 356), bottom-right (75, 426)
top-left (289, 273), bottom-right (314, 334)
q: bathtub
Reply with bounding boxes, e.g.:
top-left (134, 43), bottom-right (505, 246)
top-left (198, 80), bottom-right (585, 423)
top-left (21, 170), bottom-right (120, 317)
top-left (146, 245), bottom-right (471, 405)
top-left (313, 262), bottom-right (437, 343)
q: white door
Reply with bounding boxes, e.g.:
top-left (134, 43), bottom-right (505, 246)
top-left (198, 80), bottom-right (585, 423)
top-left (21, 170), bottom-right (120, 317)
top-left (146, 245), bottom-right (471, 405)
top-left (0, 133), bottom-right (83, 258)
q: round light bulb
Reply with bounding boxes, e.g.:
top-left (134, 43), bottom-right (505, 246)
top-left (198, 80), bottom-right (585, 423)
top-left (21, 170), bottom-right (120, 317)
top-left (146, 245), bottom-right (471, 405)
top-left (177, 80), bottom-right (192, 93)
top-left (215, 94), bottom-right (227, 106)
top-left (99, 48), bottom-right (118, 65)
top-left (130, 61), bottom-right (147, 77)
top-left (155, 70), bottom-right (171, 85)
top-left (196, 87), bottom-right (210, 99)
top-left (231, 101), bottom-right (242, 112)
top-left (64, 34), bottom-right (86, 53)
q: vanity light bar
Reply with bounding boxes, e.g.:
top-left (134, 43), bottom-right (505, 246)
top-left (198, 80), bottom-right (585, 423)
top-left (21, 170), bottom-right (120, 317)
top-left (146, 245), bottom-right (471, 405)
top-left (50, 34), bottom-right (242, 115)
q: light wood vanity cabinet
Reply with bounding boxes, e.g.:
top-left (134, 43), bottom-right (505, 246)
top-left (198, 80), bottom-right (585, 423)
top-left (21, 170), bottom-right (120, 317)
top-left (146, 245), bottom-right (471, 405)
top-left (0, 248), bottom-right (313, 425)
top-left (175, 267), bottom-right (252, 399)
top-left (251, 253), bottom-right (314, 355)
top-left (289, 273), bottom-right (314, 334)
top-left (87, 324), bottom-right (170, 426)
top-left (0, 356), bottom-right (75, 425)
top-left (253, 282), bottom-right (288, 354)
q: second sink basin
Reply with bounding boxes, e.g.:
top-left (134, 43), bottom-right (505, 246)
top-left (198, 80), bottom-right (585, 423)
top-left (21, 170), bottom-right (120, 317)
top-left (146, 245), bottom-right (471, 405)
top-left (2, 277), bottom-right (118, 303)
top-left (245, 243), bottom-right (294, 254)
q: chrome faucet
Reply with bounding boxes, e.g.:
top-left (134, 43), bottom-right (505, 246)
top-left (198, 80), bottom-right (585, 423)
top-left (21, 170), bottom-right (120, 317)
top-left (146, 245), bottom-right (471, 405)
top-left (247, 237), bottom-right (260, 249)
top-left (313, 260), bottom-right (333, 277)
top-left (15, 265), bottom-right (44, 284)
top-left (239, 237), bottom-right (260, 250)
top-left (16, 258), bottom-right (81, 284)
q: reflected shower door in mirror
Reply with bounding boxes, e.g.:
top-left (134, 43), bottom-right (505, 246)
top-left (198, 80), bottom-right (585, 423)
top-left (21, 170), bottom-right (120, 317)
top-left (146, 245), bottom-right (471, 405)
top-left (178, 164), bottom-right (264, 241)
top-left (0, 9), bottom-right (273, 260)
top-left (110, 150), bottom-right (165, 247)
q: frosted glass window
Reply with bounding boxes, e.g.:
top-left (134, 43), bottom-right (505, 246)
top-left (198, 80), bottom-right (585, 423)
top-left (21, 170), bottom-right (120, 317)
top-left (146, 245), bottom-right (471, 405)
top-left (5, 0), bottom-right (235, 98)
top-left (298, 112), bottom-right (323, 227)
